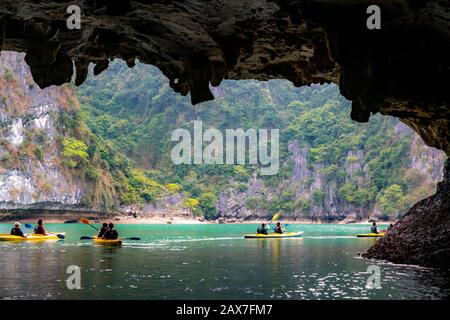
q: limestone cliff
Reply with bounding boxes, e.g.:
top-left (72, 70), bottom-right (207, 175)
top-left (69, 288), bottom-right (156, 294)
top-left (0, 51), bottom-right (198, 218)
top-left (0, 51), bottom-right (84, 210)
top-left (216, 129), bottom-right (446, 222)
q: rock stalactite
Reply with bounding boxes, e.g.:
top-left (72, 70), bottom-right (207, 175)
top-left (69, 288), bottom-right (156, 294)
top-left (0, 0), bottom-right (448, 153)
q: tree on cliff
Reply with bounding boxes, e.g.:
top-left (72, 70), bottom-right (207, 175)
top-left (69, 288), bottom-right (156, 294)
top-left (377, 184), bottom-right (406, 218)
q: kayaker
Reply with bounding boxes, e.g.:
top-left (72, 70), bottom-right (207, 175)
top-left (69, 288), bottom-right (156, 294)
top-left (257, 223), bottom-right (268, 235)
top-left (34, 219), bottom-right (46, 235)
top-left (103, 223), bottom-right (119, 240)
top-left (371, 222), bottom-right (378, 234)
top-left (98, 223), bottom-right (108, 238)
top-left (10, 222), bottom-right (25, 237)
top-left (274, 222), bottom-right (284, 234)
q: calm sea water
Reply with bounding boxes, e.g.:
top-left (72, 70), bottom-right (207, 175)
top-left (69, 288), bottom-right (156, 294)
top-left (0, 223), bottom-right (448, 300)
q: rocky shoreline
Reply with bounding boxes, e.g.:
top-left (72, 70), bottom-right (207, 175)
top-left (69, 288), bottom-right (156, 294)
top-left (0, 209), bottom-right (396, 225)
top-left (364, 159), bottom-right (450, 269)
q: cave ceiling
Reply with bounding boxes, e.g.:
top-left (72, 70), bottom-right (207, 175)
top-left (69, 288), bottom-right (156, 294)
top-left (0, 0), bottom-right (448, 154)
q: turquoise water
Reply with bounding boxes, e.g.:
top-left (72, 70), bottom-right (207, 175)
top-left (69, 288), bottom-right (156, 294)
top-left (0, 223), bottom-right (448, 300)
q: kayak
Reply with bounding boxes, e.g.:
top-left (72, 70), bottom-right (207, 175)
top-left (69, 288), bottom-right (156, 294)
top-left (244, 231), bottom-right (303, 239)
top-left (0, 233), bottom-right (65, 241)
top-left (356, 233), bottom-right (385, 238)
top-left (92, 236), bottom-right (122, 246)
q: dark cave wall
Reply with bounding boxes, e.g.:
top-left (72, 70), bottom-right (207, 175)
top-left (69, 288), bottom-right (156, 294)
top-left (364, 159), bottom-right (450, 269)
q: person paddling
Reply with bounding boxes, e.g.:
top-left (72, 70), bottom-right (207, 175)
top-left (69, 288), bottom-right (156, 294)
top-left (11, 222), bottom-right (25, 237)
top-left (371, 222), bottom-right (378, 234)
top-left (34, 219), bottom-right (47, 235)
top-left (257, 223), bottom-right (268, 235)
top-left (98, 223), bottom-right (108, 238)
top-left (103, 223), bottom-right (119, 240)
top-left (274, 222), bottom-right (284, 234)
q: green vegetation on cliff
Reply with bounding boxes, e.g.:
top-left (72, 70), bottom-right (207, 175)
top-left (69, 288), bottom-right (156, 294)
top-left (70, 60), bottom-right (445, 219)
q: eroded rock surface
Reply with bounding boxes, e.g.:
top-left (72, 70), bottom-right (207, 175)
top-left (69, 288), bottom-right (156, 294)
top-left (364, 159), bottom-right (450, 269)
top-left (0, 52), bottom-right (85, 209)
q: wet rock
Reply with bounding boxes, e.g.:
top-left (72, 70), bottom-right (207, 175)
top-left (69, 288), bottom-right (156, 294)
top-left (63, 220), bottom-right (79, 224)
top-left (363, 159), bottom-right (450, 269)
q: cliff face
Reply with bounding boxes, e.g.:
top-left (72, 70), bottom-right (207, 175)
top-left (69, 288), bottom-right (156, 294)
top-left (74, 60), bottom-right (446, 223)
top-left (0, 52), bottom-right (84, 210)
top-left (0, 52), bottom-right (192, 218)
top-left (216, 127), bottom-right (446, 222)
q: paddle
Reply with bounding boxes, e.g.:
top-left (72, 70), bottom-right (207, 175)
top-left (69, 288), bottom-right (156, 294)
top-left (269, 213), bottom-right (280, 225)
top-left (267, 212), bottom-right (281, 229)
top-left (256, 212), bottom-right (281, 234)
top-left (80, 236), bottom-right (140, 241)
top-left (79, 218), bottom-right (99, 231)
top-left (79, 218), bottom-right (140, 240)
top-left (23, 224), bottom-right (65, 239)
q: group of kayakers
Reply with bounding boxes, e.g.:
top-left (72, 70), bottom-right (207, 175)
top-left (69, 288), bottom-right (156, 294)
top-left (9, 220), bottom-right (119, 240)
top-left (10, 218), bottom-right (392, 239)
top-left (97, 222), bottom-right (119, 240)
top-left (10, 219), bottom-right (46, 237)
top-left (256, 220), bottom-right (394, 235)
top-left (371, 222), bottom-right (394, 234)
top-left (257, 222), bottom-right (285, 234)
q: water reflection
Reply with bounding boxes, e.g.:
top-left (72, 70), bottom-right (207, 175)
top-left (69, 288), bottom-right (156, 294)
top-left (0, 224), bottom-right (448, 300)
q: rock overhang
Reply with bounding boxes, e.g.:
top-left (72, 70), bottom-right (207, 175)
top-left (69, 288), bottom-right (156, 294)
top-left (0, 0), bottom-right (448, 153)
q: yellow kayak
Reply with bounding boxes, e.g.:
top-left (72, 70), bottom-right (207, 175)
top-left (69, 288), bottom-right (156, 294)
top-left (0, 233), bottom-right (65, 241)
top-left (356, 233), bottom-right (385, 238)
top-left (92, 236), bottom-right (122, 246)
top-left (244, 231), bottom-right (303, 239)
